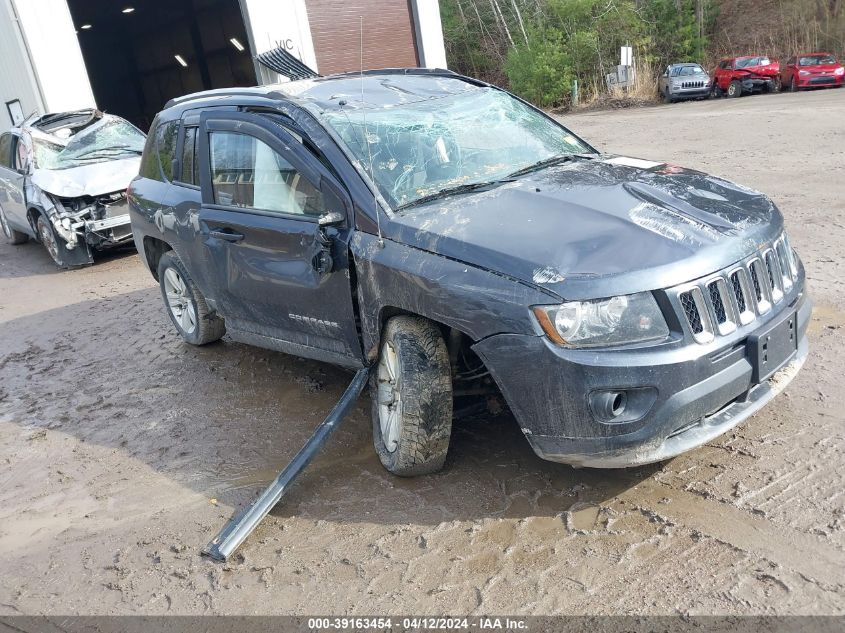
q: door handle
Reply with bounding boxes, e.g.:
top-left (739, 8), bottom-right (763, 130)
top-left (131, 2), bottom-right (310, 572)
top-left (209, 229), bottom-right (244, 242)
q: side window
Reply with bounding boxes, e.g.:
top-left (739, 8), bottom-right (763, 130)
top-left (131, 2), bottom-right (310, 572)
top-left (139, 120), bottom-right (178, 182)
top-left (0, 133), bottom-right (12, 169)
top-left (157, 121), bottom-right (178, 181)
top-left (14, 136), bottom-right (27, 171)
top-left (208, 131), bottom-right (324, 217)
top-left (179, 126), bottom-right (199, 185)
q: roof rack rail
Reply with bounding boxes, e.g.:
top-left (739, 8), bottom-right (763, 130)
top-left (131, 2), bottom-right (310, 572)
top-left (164, 87), bottom-right (281, 109)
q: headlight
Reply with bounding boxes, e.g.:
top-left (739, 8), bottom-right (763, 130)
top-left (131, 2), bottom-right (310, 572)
top-left (532, 292), bottom-right (669, 348)
top-left (799, 70), bottom-right (810, 76)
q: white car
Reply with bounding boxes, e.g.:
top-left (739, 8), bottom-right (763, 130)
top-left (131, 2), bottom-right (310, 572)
top-left (0, 109), bottom-right (146, 268)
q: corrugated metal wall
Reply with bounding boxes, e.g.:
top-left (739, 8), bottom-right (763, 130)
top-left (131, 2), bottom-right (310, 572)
top-left (0, 0), bottom-right (43, 132)
top-left (306, 0), bottom-right (418, 75)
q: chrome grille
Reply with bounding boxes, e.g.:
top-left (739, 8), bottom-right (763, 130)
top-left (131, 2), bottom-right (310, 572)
top-left (673, 233), bottom-right (799, 343)
top-left (681, 81), bottom-right (705, 88)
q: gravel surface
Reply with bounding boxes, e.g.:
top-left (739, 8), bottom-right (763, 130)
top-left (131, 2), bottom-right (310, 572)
top-left (0, 88), bottom-right (843, 615)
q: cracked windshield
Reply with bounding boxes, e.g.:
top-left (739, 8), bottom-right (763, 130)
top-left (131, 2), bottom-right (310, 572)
top-left (323, 88), bottom-right (591, 209)
top-left (32, 119), bottom-right (146, 170)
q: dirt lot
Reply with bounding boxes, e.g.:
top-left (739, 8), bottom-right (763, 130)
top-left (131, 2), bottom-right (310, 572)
top-left (0, 88), bottom-right (843, 616)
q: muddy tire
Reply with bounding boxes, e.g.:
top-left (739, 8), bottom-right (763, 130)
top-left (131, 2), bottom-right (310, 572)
top-left (727, 80), bottom-right (742, 98)
top-left (0, 204), bottom-right (27, 245)
top-left (371, 316), bottom-right (453, 476)
top-left (157, 250), bottom-right (225, 345)
top-left (36, 215), bottom-right (70, 267)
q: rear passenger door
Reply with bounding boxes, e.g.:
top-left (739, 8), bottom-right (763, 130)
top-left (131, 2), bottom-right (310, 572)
top-left (195, 111), bottom-right (363, 367)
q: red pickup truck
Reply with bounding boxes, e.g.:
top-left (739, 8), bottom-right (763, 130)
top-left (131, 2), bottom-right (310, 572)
top-left (712, 56), bottom-right (780, 97)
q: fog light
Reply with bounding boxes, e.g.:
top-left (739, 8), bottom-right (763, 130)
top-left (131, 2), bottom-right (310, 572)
top-left (593, 391), bottom-right (627, 420)
top-left (589, 387), bottom-right (658, 425)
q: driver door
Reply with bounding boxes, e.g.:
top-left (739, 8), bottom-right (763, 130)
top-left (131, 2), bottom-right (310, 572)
top-left (196, 111), bottom-right (363, 367)
top-left (0, 133), bottom-right (27, 231)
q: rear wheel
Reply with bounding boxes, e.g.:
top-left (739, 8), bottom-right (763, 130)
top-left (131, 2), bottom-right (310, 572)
top-left (157, 250), bottom-right (225, 345)
top-left (727, 80), bottom-right (742, 98)
top-left (0, 204), bottom-right (27, 245)
top-left (371, 316), bottom-right (453, 476)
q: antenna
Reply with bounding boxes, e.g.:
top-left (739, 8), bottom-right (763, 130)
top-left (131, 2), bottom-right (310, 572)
top-left (360, 15), bottom-right (384, 247)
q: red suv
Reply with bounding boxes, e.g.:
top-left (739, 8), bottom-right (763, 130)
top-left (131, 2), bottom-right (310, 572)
top-left (780, 53), bottom-right (844, 91)
top-left (712, 56), bottom-right (779, 97)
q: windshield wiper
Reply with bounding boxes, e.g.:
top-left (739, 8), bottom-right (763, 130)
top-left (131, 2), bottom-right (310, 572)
top-left (75, 146), bottom-right (143, 158)
top-left (507, 154), bottom-right (579, 178)
top-left (397, 179), bottom-right (513, 211)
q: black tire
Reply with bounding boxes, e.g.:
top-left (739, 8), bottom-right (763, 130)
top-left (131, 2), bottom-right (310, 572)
top-left (0, 204), bottom-right (27, 245)
top-left (36, 215), bottom-right (69, 267)
top-left (711, 83), bottom-right (723, 98)
top-left (157, 250), bottom-right (225, 345)
top-left (791, 76), bottom-right (798, 92)
top-left (663, 90), bottom-right (675, 104)
top-left (371, 316), bottom-right (453, 476)
top-left (727, 80), bottom-right (742, 98)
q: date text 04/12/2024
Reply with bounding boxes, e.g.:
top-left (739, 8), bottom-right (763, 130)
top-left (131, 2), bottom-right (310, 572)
top-left (307, 617), bottom-right (528, 630)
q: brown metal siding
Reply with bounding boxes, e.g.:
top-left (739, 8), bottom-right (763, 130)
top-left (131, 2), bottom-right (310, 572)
top-left (306, 0), bottom-right (418, 75)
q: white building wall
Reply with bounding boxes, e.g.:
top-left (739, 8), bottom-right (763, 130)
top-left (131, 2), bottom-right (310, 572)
top-left (0, 0), bottom-right (44, 131)
top-left (240, 0), bottom-right (318, 81)
top-left (412, 0), bottom-right (448, 68)
top-left (11, 0), bottom-right (95, 114)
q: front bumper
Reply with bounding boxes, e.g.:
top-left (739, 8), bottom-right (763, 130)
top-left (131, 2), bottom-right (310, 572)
top-left (797, 75), bottom-right (843, 88)
top-left (669, 87), bottom-right (710, 99)
top-left (741, 77), bottom-right (776, 92)
top-left (473, 291), bottom-right (811, 468)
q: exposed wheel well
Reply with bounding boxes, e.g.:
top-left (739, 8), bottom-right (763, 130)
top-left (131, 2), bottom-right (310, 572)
top-left (142, 236), bottom-right (173, 281)
top-left (375, 307), bottom-right (499, 406)
top-left (26, 208), bottom-right (44, 235)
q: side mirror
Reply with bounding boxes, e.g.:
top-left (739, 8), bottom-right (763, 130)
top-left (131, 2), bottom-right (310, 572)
top-left (318, 210), bottom-right (344, 227)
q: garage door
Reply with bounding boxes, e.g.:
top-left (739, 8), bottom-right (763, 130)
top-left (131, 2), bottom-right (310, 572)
top-left (306, 0), bottom-right (419, 75)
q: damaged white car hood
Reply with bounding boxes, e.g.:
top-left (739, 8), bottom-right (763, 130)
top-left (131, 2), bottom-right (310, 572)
top-left (30, 157), bottom-right (141, 198)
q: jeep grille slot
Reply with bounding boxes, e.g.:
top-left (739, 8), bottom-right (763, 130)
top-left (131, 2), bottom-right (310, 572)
top-left (730, 271), bottom-right (746, 313)
top-left (708, 282), bottom-right (726, 323)
top-left (673, 234), bottom-right (796, 343)
top-left (680, 291), bottom-right (703, 334)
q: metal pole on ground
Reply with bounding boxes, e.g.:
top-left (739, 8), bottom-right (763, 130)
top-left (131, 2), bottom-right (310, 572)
top-left (202, 368), bottom-right (370, 562)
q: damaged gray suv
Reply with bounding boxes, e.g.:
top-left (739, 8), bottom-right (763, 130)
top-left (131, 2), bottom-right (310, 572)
top-left (0, 109), bottom-right (145, 267)
top-left (128, 69), bottom-right (809, 474)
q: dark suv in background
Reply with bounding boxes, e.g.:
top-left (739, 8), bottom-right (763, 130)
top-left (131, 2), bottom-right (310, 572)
top-left (128, 69), bottom-right (809, 474)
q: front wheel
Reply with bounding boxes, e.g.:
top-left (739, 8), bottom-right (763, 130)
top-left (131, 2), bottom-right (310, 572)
top-left (0, 204), bottom-right (27, 245)
top-left (157, 250), bottom-right (225, 345)
top-left (727, 80), bottom-right (742, 98)
top-left (371, 316), bottom-right (453, 476)
top-left (36, 215), bottom-right (69, 267)
top-left (791, 76), bottom-right (798, 92)
top-left (711, 83), bottom-right (723, 98)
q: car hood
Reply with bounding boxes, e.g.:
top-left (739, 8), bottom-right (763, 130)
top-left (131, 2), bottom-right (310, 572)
top-left (736, 62), bottom-right (779, 76)
top-left (384, 157), bottom-right (784, 300)
top-left (30, 156), bottom-right (141, 198)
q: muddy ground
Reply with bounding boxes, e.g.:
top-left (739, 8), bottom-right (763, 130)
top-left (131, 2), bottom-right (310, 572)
top-left (0, 89), bottom-right (843, 616)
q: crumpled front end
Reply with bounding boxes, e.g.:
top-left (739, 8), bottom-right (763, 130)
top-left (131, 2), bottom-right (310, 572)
top-left (31, 186), bottom-right (134, 265)
top-left (472, 238), bottom-right (811, 468)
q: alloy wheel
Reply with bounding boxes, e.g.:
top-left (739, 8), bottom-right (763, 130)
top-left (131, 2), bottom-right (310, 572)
top-left (377, 340), bottom-right (402, 453)
top-left (38, 219), bottom-right (60, 263)
top-left (163, 267), bottom-right (197, 334)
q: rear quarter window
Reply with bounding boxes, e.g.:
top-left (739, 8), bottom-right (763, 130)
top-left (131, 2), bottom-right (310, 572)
top-left (139, 119), bottom-right (178, 182)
